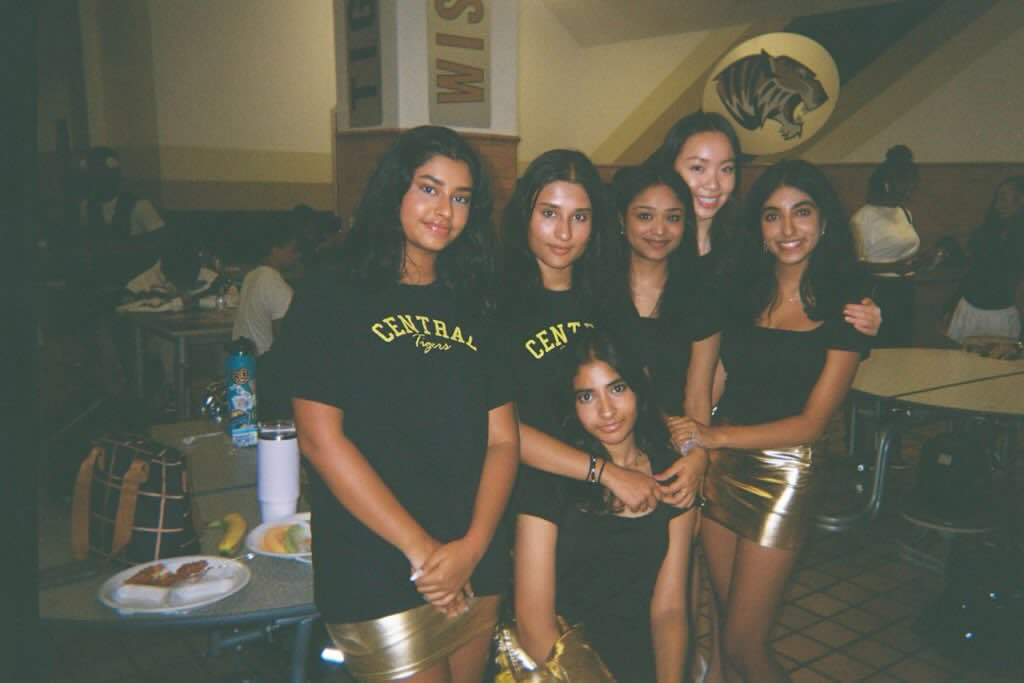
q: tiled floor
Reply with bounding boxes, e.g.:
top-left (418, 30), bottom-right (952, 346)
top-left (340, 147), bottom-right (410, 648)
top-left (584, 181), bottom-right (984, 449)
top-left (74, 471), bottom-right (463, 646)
top-left (38, 406), bottom-right (1023, 681)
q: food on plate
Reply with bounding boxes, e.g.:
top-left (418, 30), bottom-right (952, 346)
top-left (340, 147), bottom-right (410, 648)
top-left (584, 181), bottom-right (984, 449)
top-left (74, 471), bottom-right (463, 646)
top-left (210, 512), bottom-right (248, 556)
top-left (112, 583), bottom-right (169, 607)
top-left (124, 560), bottom-right (209, 587)
top-left (168, 577), bottom-right (236, 606)
top-left (261, 523), bottom-right (311, 554)
top-left (125, 563), bottom-right (176, 587)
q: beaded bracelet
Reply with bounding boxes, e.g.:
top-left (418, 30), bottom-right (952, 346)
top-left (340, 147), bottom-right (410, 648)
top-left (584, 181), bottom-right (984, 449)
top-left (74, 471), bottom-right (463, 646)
top-left (595, 458), bottom-right (607, 485)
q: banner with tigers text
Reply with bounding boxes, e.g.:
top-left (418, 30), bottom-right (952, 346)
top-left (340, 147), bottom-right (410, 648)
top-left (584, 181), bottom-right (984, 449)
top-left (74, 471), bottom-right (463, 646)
top-left (428, 0), bottom-right (490, 128)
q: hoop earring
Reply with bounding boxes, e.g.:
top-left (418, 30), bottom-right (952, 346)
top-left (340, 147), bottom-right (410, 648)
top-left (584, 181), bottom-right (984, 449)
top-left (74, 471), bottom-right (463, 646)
top-left (762, 241), bottom-right (769, 254)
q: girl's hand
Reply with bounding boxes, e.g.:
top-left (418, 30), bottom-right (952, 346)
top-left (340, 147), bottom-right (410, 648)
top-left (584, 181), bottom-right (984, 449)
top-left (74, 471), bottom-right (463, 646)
top-left (667, 416), bottom-right (721, 450)
top-left (414, 538), bottom-right (482, 613)
top-left (655, 451), bottom-right (707, 509)
top-left (844, 297), bottom-right (882, 337)
top-left (601, 463), bottom-right (661, 513)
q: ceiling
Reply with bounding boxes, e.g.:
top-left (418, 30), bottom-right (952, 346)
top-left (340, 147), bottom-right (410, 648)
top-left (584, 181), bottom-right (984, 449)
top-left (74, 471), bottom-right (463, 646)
top-left (541, 0), bottom-right (898, 46)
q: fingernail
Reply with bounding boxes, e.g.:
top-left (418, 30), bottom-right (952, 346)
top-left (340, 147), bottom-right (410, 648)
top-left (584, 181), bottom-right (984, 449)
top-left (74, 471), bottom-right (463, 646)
top-left (409, 568), bottom-right (423, 581)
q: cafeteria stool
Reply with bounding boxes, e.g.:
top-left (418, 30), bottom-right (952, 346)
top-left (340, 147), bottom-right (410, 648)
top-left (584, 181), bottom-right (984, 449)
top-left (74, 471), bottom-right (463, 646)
top-left (897, 431), bottom-right (995, 574)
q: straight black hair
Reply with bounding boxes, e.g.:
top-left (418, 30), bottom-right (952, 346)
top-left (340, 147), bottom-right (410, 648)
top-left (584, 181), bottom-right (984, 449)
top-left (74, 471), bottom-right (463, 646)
top-left (498, 149), bottom-right (617, 308)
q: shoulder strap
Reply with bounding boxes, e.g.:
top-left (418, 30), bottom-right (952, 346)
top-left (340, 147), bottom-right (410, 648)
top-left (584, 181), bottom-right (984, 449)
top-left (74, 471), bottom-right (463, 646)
top-left (70, 447), bottom-right (102, 560)
top-left (111, 458), bottom-right (149, 558)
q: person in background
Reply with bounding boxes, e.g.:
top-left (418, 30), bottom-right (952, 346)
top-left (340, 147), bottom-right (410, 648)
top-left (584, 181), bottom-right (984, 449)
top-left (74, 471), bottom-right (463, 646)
top-left (78, 146), bottom-right (166, 287)
top-left (513, 328), bottom-right (689, 682)
top-left (233, 220), bottom-right (302, 417)
top-left (123, 234), bottom-right (219, 308)
top-left (279, 126), bottom-right (517, 682)
top-left (849, 144), bottom-right (921, 346)
top-left (673, 160), bottom-right (870, 682)
top-left (947, 175), bottom-right (1024, 343)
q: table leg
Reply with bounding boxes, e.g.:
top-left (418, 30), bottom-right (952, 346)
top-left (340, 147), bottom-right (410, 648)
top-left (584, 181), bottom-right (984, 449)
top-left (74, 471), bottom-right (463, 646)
top-left (289, 616), bottom-right (315, 683)
top-left (176, 338), bottom-right (190, 419)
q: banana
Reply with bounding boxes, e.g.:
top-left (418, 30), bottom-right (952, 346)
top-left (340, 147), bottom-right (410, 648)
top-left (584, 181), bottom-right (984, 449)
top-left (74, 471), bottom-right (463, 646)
top-left (262, 525), bottom-right (289, 553)
top-left (209, 513), bottom-right (247, 557)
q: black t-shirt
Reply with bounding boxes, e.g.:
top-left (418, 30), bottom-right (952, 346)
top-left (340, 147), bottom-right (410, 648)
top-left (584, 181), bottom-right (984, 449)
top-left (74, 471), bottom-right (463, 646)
top-left (600, 281), bottom-right (719, 416)
top-left (718, 316), bottom-right (871, 425)
top-left (279, 276), bottom-right (512, 622)
top-left (517, 445), bottom-right (682, 683)
top-left (501, 288), bottom-right (598, 435)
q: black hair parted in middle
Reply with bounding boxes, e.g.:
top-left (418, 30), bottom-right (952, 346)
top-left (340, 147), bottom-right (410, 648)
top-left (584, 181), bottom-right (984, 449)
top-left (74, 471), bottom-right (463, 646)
top-left (735, 159), bottom-right (865, 324)
top-left (498, 149), bottom-right (618, 307)
top-left (336, 125), bottom-right (495, 313)
top-left (560, 327), bottom-right (674, 515)
top-left (610, 162), bottom-right (698, 315)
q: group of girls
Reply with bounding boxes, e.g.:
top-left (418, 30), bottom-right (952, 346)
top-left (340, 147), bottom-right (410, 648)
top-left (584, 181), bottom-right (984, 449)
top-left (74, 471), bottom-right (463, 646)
top-left (279, 113), bottom-right (882, 683)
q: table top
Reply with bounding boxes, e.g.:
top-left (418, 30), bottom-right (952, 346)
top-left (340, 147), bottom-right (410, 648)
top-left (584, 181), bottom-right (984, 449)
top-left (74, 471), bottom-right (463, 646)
top-left (852, 347), bottom-right (1024, 399)
top-left (894, 373), bottom-right (1024, 417)
top-left (39, 420), bottom-right (314, 629)
top-left (151, 421), bottom-right (257, 494)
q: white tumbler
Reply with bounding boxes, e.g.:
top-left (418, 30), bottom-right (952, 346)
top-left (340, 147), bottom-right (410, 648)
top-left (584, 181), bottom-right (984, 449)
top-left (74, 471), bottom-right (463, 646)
top-left (257, 420), bottom-right (300, 523)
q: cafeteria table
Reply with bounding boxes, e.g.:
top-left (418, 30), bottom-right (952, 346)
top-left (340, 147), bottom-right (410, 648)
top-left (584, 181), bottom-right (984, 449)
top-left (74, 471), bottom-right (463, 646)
top-left (123, 307), bottom-right (236, 419)
top-left (817, 348), bottom-right (1024, 532)
top-left (38, 421), bottom-right (317, 683)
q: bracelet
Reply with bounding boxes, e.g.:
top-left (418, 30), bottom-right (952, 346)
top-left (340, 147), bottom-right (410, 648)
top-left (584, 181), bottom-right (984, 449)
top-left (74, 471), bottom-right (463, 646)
top-left (585, 454), bottom-right (599, 484)
top-left (595, 458), bottom-right (607, 485)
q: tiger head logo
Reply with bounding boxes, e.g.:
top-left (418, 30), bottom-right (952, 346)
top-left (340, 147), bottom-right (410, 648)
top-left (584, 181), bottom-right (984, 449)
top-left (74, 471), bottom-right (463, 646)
top-left (714, 49), bottom-right (828, 141)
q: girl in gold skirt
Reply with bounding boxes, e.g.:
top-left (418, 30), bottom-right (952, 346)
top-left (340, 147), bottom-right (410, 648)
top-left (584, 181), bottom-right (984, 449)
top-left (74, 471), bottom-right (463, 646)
top-left (282, 127), bottom-right (518, 682)
top-left (671, 160), bottom-right (870, 682)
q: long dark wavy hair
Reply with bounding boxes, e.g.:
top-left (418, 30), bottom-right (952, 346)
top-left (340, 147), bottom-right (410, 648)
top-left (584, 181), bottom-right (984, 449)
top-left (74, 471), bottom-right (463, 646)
top-left (498, 149), bottom-right (617, 308)
top-left (733, 160), bottom-right (864, 325)
top-left (647, 111), bottom-right (743, 267)
top-left (559, 328), bottom-right (674, 515)
top-left (336, 125), bottom-right (494, 313)
top-left (610, 162), bottom-right (697, 317)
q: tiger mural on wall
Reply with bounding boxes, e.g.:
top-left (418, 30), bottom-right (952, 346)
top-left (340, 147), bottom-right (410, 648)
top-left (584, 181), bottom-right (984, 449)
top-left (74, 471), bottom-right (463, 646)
top-left (714, 49), bottom-right (828, 141)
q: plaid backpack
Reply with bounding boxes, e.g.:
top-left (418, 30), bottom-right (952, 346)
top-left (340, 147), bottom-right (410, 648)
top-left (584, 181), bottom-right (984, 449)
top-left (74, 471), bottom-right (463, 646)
top-left (71, 434), bottom-right (201, 565)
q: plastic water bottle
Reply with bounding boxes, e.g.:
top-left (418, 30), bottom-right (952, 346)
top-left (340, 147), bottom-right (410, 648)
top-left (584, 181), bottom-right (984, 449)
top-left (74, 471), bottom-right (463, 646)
top-left (225, 337), bottom-right (258, 447)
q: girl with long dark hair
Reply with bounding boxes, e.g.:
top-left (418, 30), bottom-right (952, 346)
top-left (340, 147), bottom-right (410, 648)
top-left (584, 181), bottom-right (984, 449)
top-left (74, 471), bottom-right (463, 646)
top-left (513, 328), bottom-right (691, 682)
top-left (499, 149), bottom-right (665, 513)
top-left (673, 160), bottom-right (871, 682)
top-left (280, 126), bottom-right (518, 682)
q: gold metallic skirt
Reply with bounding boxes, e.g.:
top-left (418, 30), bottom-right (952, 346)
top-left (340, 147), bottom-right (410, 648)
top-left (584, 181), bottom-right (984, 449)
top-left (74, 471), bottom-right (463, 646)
top-left (326, 597), bottom-right (497, 681)
top-left (703, 445), bottom-right (817, 550)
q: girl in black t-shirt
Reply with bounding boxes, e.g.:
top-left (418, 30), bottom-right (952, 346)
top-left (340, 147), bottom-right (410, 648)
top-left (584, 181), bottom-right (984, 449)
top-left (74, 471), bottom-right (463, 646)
top-left (282, 126), bottom-right (517, 683)
top-left (498, 150), bottom-right (666, 513)
top-left (514, 328), bottom-right (690, 682)
top-left (672, 161), bottom-right (870, 682)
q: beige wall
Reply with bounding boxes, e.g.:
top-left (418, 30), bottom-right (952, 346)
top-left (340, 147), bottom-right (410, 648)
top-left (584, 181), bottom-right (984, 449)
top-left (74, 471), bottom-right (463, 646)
top-left (79, 0), bottom-right (337, 210)
top-left (518, 0), bottom-right (1024, 168)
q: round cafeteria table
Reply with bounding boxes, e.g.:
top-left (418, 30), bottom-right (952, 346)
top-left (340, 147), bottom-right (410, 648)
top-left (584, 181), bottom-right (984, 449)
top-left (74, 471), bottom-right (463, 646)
top-left (38, 421), bottom-right (317, 683)
top-left (817, 348), bottom-right (1024, 532)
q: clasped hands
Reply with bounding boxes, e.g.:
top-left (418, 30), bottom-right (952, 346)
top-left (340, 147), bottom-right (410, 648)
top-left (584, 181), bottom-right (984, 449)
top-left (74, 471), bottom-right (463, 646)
top-left (408, 537), bottom-right (481, 617)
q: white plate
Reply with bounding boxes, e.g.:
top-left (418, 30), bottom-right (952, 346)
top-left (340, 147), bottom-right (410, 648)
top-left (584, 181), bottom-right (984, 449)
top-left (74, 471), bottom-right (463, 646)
top-left (98, 555), bottom-right (251, 615)
top-left (245, 512), bottom-right (312, 559)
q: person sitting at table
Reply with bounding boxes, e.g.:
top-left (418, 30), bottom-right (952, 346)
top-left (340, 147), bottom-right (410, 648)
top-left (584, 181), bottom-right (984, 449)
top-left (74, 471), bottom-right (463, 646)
top-left (122, 233), bottom-right (219, 309)
top-left (947, 175), bottom-right (1024, 343)
top-left (849, 145), bottom-right (921, 346)
top-left (122, 234), bottom-right (220, 412)
top-left (233, 220), bottom-right (302, 418)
